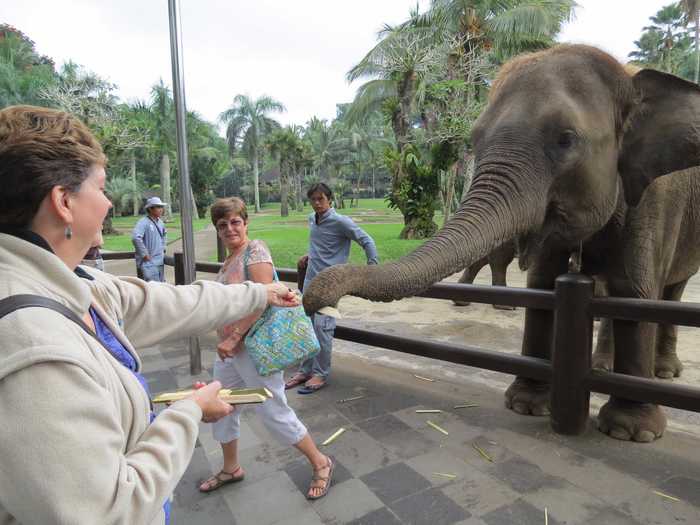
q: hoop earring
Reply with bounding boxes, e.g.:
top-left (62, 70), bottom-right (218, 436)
top-left (64, 225), bottom-right (72, 240)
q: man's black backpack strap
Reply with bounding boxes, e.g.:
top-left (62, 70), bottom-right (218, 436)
top-left (0, 294), bottom-right (95, 338)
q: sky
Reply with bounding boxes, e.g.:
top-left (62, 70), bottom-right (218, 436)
top-left (4, 0), bottom-right (673, 130)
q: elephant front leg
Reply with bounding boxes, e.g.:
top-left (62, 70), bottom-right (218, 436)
top-left (654, 280), bottom-right (687, 378)
top-left (453, 257), bottom-right (487, 306)
top-left (505, 308), bottom-right (554, 416)
top-left (592, 317), bottom-right (614, 371)
top-left (597, 320), bottom-right (666, 442)
top-left (655, 323), bottom-right (683, 378)
top-left (491, 264), bottom-right (515, 310)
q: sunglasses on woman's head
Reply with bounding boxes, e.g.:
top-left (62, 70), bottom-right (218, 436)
top-left (216, 218), bottom-right (245, 232)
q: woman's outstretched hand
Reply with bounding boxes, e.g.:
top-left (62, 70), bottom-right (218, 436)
top-left (265, 282), bottom-right (301, 307)
top-left (188, 381), bottom-right (234, 422)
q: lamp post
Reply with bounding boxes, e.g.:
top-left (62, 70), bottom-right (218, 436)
top-left (167, 0), bottom-right (201, 374)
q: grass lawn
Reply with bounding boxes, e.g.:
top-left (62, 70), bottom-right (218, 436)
top-left (231, 199), bottom-right (434, 268)
top-left (107, 200), bottom-right (440, 267)
top-left (103, 213), bottom-right (212, 251)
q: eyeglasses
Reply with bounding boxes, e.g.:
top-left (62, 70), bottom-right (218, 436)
top-left (216, 218), bottom-right (245, 232)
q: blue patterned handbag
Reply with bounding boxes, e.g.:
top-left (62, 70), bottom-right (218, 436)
top-left (243, 246), bottom-right (320, 376)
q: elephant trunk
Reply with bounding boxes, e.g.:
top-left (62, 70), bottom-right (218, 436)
top-left (303, 147), bottom-right (547, 313)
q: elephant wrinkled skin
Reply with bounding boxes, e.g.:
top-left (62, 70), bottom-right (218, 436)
top-left (303, 45), bottom-right (700, 442)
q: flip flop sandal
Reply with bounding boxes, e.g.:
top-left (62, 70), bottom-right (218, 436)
top-left (298, 381), bottom-right (327, 395)
top-left (307, 457), bottom-right (334, 500)
top-left (199, 467), bottom-right (245, 493)
top-left (284, 373), bottom-right (311, 390)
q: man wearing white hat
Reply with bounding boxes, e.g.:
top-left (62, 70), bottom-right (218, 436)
top-left (132, 197), bottom-right (168, 282)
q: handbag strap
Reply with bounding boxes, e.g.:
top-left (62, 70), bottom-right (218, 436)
top-left (243, 242), bottom-right (279, 282)
top-left (0, 294), bottom-right (95, 336)
top-left (0, 294), bottom-right (155, 410)
top-left (0, 294), bottom-right (121, 360)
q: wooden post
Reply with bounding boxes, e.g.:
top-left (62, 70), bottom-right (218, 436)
top-left (551, 272), bottom-right (594, 435)
top-left (216, 233), bottom-right (226, 263)
top-left (174, 251), bottom-right (185, 285)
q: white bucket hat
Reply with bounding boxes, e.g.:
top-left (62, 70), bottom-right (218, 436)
top-left (144, 196), bottom-right (168, 209)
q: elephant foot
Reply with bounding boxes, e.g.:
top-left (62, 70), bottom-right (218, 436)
top-left (655, 354), bottom-right (683, 379)
top-left (493, 304), bottom-right (516, 311)
top-left (597, 398), bottom-right (666, 442)
top-left (452, 301), bottom-right (471, 307)
top-left (505, 377), bottom-right (550, 416)
top-left (591, 351), bottom-right (613, 372)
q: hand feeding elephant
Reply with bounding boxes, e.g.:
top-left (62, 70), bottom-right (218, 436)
top-left (453, 240), bottom-right (517, 309)
top-left (302, 44), bottom-right (700, 442)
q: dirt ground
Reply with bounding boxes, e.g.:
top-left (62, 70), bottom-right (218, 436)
top-left (336, 262), bottom-right (700, 436)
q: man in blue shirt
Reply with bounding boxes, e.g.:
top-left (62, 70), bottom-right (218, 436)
top-left (131, 197), bottom-right (167, 282)
top-left (286, 183), bottom-right (378, 394)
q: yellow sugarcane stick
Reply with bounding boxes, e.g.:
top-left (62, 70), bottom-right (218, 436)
top-left (338, 395), bottom-right (365, 403)
top-left (453, 404), bottom-right (479, 409)
top-left (413, 374), bottom-right (435, 382)
top-left (416, 409), bottom-right (442, 413)
top-left (472, 443), bottom-right (494, 462)
top-left (427, 420), bottom-right (449, 435)
top-left (322, 427), bottom-right (346, 446)
top-left (652, 490), bottom-right (681, 502)
top-left (432, 472), bottom-right (457, 479)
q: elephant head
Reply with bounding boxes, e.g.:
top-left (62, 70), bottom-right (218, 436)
top-left (303, 44), bottom-right (700, 313)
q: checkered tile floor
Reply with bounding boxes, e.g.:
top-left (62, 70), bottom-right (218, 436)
top-left (140, 336), bottom-right (700, 525)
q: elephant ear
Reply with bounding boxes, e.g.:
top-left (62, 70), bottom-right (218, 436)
top-left (618, 69), bottom-right (700, 206)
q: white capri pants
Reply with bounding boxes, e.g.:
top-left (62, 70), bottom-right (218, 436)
top-left (211, 349), bottom-right (308, 446)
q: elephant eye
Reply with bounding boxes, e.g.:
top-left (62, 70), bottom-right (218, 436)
top-left (557, 131), bottom-right (576, 149)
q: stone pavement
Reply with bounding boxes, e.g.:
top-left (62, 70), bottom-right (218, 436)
top-left (105, 220), bottom-right (700, 523)
top-left (141, 332), bottom-right (700, 525)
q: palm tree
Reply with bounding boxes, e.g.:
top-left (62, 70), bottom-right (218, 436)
top-left (106, 176), bottom-right (144, 217)
top-left (304, 118), bottom-right (344, 179)
top-left (346, 14), bottom-right (438, 151)
top-left (268, 126), bottom-right (306, 217)
top-left (219, 94), bottom-right (285, 212)
top-left (680, 0), bottom-right (700, 82)
top-left (150, 80), bottom-right (175, 219)
top-left (427, 0), bottom-right (577, 60)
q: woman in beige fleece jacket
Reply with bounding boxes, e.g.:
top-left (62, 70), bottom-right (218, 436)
top-left (0, 105), bottom-right (299, 525)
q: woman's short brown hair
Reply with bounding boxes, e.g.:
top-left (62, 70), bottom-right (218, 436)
top-left (0, 105), bottom-right (106, 227)
top-left (210, 197), bottom-right (249, 226)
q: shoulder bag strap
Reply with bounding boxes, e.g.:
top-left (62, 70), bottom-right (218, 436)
top-left (242, 242), bottom-right (279, 283)
top-left (0, 294), bottom-right (94, 336)
top-left (0, 294), bottom-right (155, 410)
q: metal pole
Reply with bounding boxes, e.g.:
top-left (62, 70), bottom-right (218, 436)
top-left (167, 0), bottom-right (201, 374)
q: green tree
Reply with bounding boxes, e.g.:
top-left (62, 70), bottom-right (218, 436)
top-left (680, 0), bottom-right (700, 82)
top-left (267, 126), bottom-right (306, 216)
top-left (150, 80), bottom-right (175, 218)
top-left (0, 24), bottom-right (56, 108)
top-left (629, 3), bottom-right (694, 80)
top-left (346, 1), bottom-right (575, 239)
top-left (219, 94), bottom-right (285, 212)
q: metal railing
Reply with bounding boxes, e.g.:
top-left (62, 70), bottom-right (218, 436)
top-left (103, 250), bottom-right (700, 435)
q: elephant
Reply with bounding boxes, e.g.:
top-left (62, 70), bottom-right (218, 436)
top-left (302, 44), bottom-right (700, 443)
top-left (452, 240), bottom-right (517, 309)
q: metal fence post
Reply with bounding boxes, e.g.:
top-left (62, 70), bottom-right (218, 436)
top-left (551, 272), bottom-right (594, 435)
top-left (173, 251), bottom-right (201, 373)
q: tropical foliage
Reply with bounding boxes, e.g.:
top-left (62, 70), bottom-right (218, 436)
top-left (629, 2), bottom-right (699, 82)
top-left (346, 0), bottom-right (577, 238)
top-left (7, 2), bottom-right (695, 241)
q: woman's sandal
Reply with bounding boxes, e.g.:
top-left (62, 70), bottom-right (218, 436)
top-left (199, 465), bottom-right (245, 493)
top-left (284, 373), bottom-right (310, 390)
top-left (307, 457), bottom-right (334, 500)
